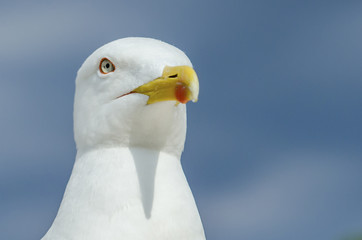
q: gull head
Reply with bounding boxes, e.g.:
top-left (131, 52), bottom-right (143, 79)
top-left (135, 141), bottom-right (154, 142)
top-left (74, 38), bottom-right (199, 156)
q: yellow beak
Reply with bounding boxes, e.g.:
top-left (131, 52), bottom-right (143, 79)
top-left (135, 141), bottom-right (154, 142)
top-left (132, 65), bottom-right (199, 105)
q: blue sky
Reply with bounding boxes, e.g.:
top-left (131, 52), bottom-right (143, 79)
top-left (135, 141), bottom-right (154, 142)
top-left (1, 1), bottom-right (362, 239)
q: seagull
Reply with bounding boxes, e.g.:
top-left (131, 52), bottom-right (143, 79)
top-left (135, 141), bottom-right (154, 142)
top-left (42, 37), bottom-right (206, 240)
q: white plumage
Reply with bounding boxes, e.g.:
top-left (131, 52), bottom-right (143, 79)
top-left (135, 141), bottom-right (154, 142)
top-left (42, 38), bottom-right (205, 240)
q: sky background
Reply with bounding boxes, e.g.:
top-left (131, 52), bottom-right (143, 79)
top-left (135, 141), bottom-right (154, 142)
top-left (1, 1), bottom-right (362, 240)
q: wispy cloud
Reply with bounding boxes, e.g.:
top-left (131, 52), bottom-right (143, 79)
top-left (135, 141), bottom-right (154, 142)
top-left (199, 152), bottom-right (362, 240)
top-left (0, 3), bottom-right (93, 59)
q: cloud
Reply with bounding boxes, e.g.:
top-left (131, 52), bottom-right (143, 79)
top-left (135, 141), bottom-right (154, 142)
top-left (198, 152), bottom-right (362, 240)
top-left (0, 3), bottom-right (90, 59)
top-left (0, 1), bottom-right (155, 61)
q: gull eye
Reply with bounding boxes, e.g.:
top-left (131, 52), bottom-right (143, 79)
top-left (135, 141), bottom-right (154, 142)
top-left (99, 58), bottom-right (115, 74)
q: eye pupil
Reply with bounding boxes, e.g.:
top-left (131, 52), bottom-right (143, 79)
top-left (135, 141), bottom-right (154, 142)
top-left (106, 63), bottom-right (110, 68)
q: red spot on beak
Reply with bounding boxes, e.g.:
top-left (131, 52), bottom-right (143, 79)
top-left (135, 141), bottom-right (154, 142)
top-left (175, 83), bottom-right (188, 104)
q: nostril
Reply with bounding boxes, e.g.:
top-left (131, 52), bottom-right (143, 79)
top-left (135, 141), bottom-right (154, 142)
top-left (169, 74), bottom-right (178, 78)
